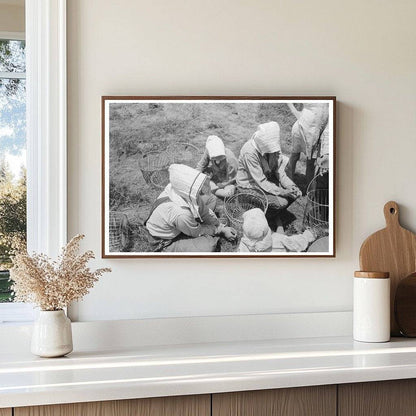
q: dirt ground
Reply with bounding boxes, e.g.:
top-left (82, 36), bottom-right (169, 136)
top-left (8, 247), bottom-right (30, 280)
top-left (108, 102), bottom-right (311, 253)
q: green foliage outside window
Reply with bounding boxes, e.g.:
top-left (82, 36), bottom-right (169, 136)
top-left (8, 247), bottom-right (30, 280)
top-left (0, 38), bottom-right (27, 302)
top-left (0, 160), bottom-right (26, 302)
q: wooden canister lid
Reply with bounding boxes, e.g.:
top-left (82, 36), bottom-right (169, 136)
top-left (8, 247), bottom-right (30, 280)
top-left (354, 271), bottom-right (390, 279)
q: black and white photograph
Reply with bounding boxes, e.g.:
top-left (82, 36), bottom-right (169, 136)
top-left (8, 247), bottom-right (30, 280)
top-left (102, 97), bottom-right (335, 257)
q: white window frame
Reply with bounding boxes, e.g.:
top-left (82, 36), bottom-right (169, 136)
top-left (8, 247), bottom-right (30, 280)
top-left (0, 0), bottom-right (67, 323)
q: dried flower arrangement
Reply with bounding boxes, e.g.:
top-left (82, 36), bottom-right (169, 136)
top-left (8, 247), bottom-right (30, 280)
top-left (10, 234), bottom-right (111, 311)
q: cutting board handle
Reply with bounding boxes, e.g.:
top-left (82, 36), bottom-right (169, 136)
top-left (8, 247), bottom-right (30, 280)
top-left (384, 201), bottom-right (400, 228)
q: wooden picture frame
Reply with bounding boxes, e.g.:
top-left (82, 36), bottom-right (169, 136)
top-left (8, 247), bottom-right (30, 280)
top-left (102, 96), bottom-right (336, 258)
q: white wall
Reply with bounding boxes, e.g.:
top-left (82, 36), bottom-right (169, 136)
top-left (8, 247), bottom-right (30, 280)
top-left (67, 0), bottom-right (416, 322)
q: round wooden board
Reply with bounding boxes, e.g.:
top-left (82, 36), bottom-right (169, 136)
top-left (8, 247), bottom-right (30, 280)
top-left (395, 273), bottom-right (416, 337)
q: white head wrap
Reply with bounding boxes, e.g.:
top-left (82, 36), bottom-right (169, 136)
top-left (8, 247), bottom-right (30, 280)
top-left (167, 164), bottom-right (208, 220)
top-left (240, 208), bottom-right (272, 252)
top-left (252, 121), bottom-right (281, 155)
top-left (206, 135), bottom-right (225, 158)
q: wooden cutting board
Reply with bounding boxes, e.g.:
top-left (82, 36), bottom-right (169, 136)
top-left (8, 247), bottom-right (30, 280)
top-left (395, 273), bottom-right (416, 337)
top-left (359, 201), bottom-right (416, 335)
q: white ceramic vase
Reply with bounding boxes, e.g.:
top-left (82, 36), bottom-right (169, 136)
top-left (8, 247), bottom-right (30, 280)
top-left (31, 310), bottom-right (73, 358)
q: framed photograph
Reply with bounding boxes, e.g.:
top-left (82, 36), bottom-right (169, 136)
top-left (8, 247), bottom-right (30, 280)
top-left (102, 96), bottom-right (336, 258)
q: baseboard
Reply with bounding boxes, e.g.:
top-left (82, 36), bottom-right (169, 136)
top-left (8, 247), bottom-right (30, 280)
top-left (0, 311), bottom-right (352, 353)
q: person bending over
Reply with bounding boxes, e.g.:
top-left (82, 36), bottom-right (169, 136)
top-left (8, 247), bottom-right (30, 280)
top-left (237, 121), bottom-right (301, 212)
top-left (145, 164), bottom-right (237, 252)
top-left (196, 135), bottom-right (238, 200)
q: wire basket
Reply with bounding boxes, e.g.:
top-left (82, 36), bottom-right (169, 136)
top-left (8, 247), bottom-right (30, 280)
top-left (109, 211), bottom-right (131, 252)
top-left (150, 169), bottom-right (170, 189)
top-left (303, 174), bottom-right (329, 234)
top-left (138, 150), bottom-right (171, 184)
top-left (166, 142), bottom-right (201, 166)
top-left (224, 189), bottom-right (268, 235)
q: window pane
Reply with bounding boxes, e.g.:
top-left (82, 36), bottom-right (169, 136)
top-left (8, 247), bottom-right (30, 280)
top-left (0, 76), bottom-right (26, 303)
top-left (0, 40), bottom-right (25, 73)
top-left (0, 78), bottom-right (26, 152)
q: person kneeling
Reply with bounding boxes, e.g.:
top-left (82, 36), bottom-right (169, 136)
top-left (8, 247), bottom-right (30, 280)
top-left (237, 121), bottom-right (301, 213)
top-left (196, 135), bottom-right (238, 200)
top-left (145, 164), bottom-right (237, 252)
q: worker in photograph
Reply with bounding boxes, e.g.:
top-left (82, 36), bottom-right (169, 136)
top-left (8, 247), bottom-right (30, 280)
top-left (271, 228), bottom-right (318, 252)
top-left (236, 121), bottom-right (301, 212)
top-left (145, 164), bottom-right (237, 252)
top-left (196, 135), bottom-right (238, 200)
top-left (287, 103), bottom-right (329, 188)
top-left (238, 208), bottom-right (273, 252)
top-left (237, 207), bottom-right (320, 253)
top-left (316, 122), bottom-right (329, 174)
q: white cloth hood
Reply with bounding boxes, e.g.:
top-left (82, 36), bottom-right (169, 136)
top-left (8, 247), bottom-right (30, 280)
top-left (240, 208), bottom-right (272, 252)
top-left (168, 164), bottom-right (208, 220)
top-left (206, 135), bottom-right (226, 158)
top-left (252, 121), bottom-right (281, 155)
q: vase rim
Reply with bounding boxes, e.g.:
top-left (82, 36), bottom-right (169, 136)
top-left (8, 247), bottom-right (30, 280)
top-left (39, 309), bottom-right (65, 313)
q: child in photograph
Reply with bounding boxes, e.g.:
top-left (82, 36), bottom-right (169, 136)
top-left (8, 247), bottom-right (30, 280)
top-left (238, 207), bottom-right (320, 253)
top-left (238, 208), bottom-right (273, 252)
top-left (196, 135), bottom-right (238, 200)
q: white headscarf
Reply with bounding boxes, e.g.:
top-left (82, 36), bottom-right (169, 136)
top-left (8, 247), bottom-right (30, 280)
top-left (252, 121), bottom-right (281, 155)
top-left (167, 164), bottom-right (208, 220)
top-left (206, 135), bottom-right (225, 158)
top-left (239, 208), bottom-right (272, 252)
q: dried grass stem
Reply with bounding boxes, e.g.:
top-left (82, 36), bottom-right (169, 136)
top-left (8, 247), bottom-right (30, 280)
top-left (10, 234), bottom-right (111, 310)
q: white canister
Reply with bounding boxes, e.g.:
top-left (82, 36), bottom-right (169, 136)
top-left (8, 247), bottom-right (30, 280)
top-left (353, 271), bottom-right (390, 342)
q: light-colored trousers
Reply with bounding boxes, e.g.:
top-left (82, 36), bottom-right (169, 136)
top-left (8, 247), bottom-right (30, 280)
top-left (163, 235), bottom-right (219, 252)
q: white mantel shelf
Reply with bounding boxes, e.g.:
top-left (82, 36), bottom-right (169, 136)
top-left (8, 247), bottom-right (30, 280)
top-left (2, 335), bottom-right (416, 409)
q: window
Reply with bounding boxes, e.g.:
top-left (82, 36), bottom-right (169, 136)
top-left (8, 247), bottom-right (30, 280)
top-left (0, 0), bottom-right (67, 324)
top-left (0, 33), bottom-right (26, 306)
